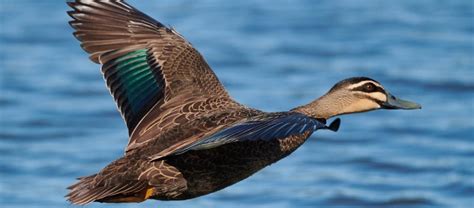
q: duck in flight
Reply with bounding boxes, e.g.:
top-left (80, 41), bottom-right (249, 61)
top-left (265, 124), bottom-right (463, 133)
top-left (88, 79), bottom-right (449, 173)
top-left (66, 0), bottom-right (421, 205)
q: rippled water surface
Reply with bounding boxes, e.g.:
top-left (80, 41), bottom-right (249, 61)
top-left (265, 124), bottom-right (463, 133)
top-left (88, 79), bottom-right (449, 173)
top-left (1, 0), bottom-right (473, 207)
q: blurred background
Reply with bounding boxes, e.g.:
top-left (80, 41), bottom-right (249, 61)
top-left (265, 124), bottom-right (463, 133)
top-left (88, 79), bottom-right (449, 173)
top-left (0, 0), bottom-right (473, 207)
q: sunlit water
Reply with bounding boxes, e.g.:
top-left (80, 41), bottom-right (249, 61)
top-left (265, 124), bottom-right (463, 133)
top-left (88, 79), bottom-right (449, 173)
top-left (1, 1), bottom-right (473, 207)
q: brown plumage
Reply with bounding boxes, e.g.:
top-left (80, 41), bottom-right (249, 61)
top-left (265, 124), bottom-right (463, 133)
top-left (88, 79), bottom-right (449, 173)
top-left (66, 0), bottom-right (421, 205)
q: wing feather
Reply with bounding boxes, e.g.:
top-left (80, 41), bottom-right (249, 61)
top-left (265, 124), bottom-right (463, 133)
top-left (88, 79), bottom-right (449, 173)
top-left (68, 0), bottom-right (236, 152)
top-left (155, 113), bottom-right (327, 158)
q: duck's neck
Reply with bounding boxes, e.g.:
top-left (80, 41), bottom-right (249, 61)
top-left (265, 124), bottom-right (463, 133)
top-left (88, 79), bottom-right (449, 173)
top-left (292, 93), bottom-right (346, 120)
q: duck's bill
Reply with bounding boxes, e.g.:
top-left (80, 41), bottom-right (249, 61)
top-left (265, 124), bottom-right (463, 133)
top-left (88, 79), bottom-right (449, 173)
top-left (382, 92), bottom-right (422, 110)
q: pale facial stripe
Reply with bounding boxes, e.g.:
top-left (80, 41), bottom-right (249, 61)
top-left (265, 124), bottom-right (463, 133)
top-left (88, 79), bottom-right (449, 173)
top-left (367, 91), bottom-right (387, 102)
top-left (353, 91), bottom-right (387, 102)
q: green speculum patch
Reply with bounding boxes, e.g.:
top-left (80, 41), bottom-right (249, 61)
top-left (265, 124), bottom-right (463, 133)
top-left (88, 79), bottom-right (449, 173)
top-left (114, 49), bottom-right (161, 116)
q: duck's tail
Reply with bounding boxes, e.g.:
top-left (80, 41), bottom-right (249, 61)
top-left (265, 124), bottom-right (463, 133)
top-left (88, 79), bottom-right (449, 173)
top-left (66, 174), bottom-right (99, 205)
top-left (66, 159), bottom-right (152, 205)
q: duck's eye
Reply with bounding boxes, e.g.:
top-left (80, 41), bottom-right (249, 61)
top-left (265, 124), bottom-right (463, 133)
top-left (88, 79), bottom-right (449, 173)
top-left (364, 83), bottom-right (376, 92)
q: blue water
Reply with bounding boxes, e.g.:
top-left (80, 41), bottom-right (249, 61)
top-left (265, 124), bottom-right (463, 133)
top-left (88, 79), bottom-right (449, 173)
top-left (1, 0), bottom-right (473, 207)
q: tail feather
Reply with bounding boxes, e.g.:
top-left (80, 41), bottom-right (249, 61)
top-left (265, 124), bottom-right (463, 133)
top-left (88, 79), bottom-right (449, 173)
top-left (66, 174), bottom-right (148, 205)
top-left (66, 175), bottom-right (99, 205)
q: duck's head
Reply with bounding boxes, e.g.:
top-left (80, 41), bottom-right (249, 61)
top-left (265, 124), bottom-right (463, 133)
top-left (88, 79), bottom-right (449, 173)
top-left (293, 77), bottom-right (421, 120)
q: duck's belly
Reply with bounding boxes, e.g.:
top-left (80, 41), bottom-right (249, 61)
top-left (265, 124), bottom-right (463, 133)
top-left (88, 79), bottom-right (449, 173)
top-left (153, 133), bottom-right (311, 200)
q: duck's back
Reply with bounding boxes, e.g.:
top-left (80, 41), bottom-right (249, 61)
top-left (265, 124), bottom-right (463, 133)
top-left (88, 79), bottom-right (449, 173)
top-left (132, 103), bottom-right (264, 159)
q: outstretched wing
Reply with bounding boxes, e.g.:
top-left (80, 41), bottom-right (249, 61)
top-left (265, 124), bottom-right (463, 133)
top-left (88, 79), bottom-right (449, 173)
top-left (67, 1), bottom-right (234, 151)
top-left (151, 113), bottom-right (326, 159)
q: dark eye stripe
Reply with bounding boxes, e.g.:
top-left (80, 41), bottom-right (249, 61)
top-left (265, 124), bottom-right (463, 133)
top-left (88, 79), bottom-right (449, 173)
top-left (352, 85), bottom-right (385, 93)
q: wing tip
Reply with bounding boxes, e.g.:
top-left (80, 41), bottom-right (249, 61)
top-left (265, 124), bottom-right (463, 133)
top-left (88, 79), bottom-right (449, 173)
top-left (66, 1), bottom-right (76, 8)
top-left (327, 118), bottom-right (341, 132)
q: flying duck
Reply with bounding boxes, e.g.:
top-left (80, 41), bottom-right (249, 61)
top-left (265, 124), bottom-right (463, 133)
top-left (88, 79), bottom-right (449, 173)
top-left (66, 0), bottom-right (421, 204)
